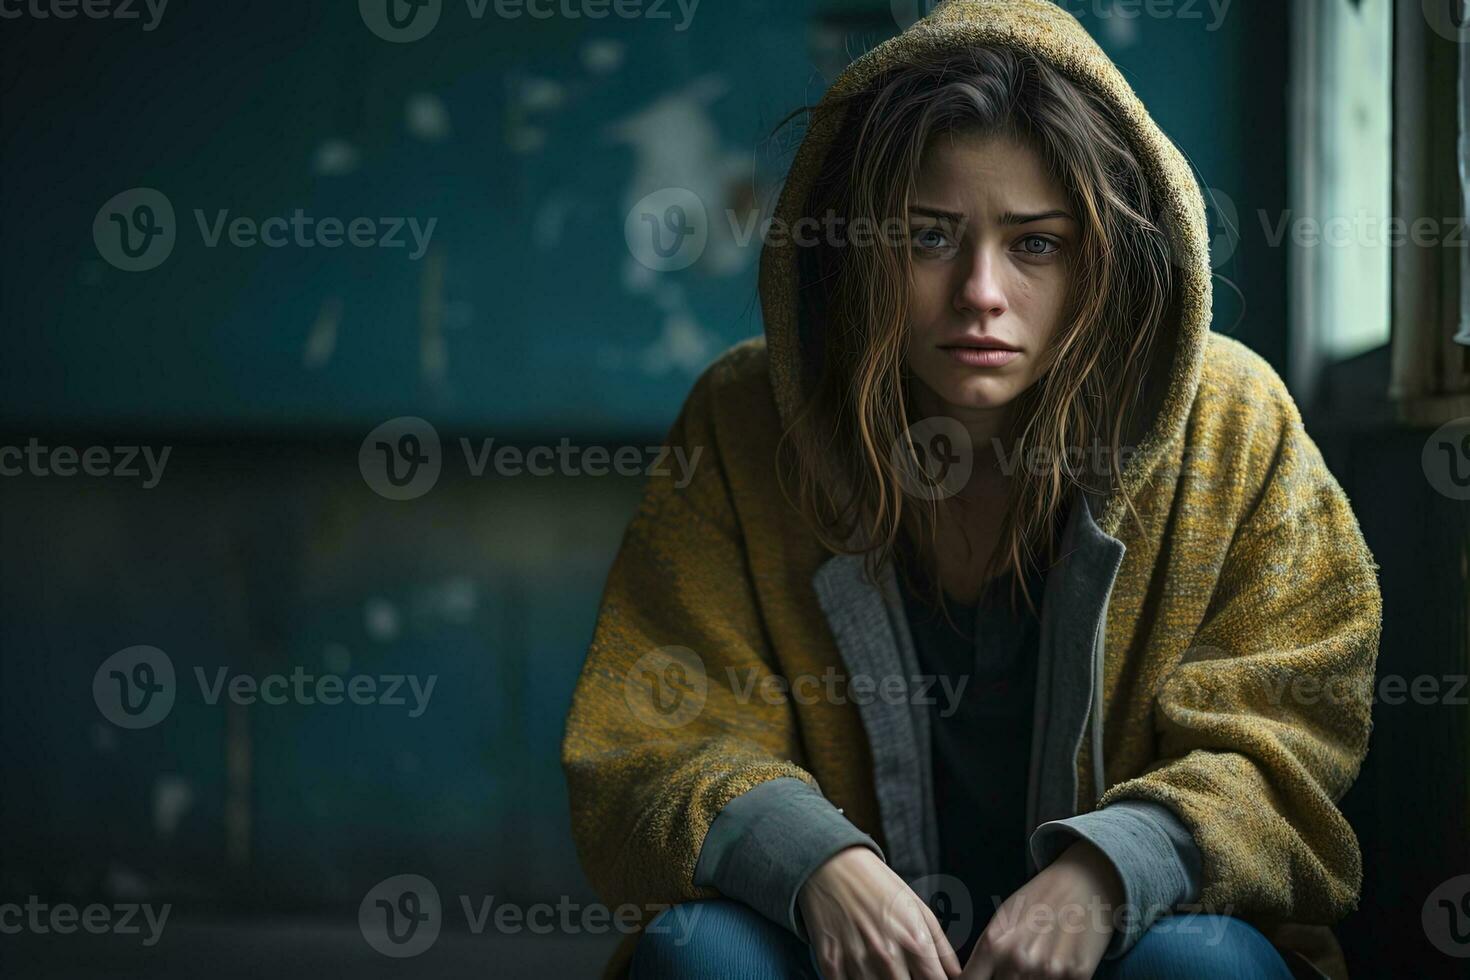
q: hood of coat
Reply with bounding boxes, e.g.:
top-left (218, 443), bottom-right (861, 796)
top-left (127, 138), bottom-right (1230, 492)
top-left (756, 0), bottom-right (1214, 539)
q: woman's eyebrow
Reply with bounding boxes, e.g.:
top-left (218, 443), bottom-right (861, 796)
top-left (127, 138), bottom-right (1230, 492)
top-left (999, 208), bottom-right (1075, 225)
top-left (908, 205), bottom-right (1076, 224)
top-left (909, 205), bottom-right (965, 222)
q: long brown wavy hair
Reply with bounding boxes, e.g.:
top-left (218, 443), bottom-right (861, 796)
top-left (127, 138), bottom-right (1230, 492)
top-left (773, 44), bottom-right (1176, 631)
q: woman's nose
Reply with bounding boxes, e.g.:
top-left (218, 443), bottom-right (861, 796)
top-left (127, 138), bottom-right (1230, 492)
top-left (954, 248), bottom-right (1008, 318)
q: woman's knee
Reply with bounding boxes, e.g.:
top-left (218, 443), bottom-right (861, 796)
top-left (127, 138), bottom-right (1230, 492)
top-left (1098, 914), bottom-right (1294, 980)
top-left (630, 898), bottom-right (814, 980)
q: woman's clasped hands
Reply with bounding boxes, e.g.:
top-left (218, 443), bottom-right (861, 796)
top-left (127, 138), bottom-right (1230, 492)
top-left (798, 840), bottom-right (1123, 980)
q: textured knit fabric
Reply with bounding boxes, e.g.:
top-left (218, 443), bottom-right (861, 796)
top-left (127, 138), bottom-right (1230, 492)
top-left (561, 3), bottom-right (1383, 979)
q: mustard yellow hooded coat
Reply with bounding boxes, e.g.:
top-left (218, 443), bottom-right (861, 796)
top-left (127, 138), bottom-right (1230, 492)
top-left (562, 2), bottom-right (1384, 977)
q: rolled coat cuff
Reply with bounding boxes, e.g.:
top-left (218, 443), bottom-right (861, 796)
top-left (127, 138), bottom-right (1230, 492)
top-left (693, 775), bottom-right (885, 943)
top-left (1028, 799), bottom-right (1204, 959)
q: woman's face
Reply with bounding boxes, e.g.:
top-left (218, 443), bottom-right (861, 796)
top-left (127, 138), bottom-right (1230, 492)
top-left (903, 130), bottom-right (1076, 433)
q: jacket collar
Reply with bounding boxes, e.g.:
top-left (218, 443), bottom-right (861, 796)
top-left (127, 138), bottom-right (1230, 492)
top-left (811, 486), bottom-right (1124, 882)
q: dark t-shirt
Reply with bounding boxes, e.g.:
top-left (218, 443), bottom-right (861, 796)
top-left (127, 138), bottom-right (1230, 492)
top-left (896, 542), bottom-right (1047, 963)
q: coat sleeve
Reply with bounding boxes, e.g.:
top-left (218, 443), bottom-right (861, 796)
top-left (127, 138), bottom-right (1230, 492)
top-left (1095, 395), bottom-right (1383, 930)
top-left (559, 364), bottom-right (873, 932)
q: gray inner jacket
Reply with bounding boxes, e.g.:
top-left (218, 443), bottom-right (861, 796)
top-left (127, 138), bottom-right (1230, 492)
top-left (693, 485), bottom-right (1203, 961)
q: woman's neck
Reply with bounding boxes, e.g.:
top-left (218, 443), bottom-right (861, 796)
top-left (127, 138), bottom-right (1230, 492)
top-left (906, 379), bottom-right (1019, 480)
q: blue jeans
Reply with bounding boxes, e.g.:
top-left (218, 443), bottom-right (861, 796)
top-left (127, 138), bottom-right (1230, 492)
top-left (630, 899), bottom-right (1296, 979)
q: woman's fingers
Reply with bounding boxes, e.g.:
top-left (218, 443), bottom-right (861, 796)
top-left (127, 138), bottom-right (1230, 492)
top-left (854, 922), bottom-right (912, 980)
top-left (810, 920), bottom-right (909, 980)
top-left (808, 923), bottom-right (849, 980)
top-left (903, 899), bottom-right (960, 980)
top-left (962, 909), bottom-right (1098, 980)
top-left (958, 929), bottom-right (995, 980)
top-left (799, 847), bottom-right (989, 980)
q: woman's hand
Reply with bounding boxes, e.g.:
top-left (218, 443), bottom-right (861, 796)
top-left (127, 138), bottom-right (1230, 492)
top-left (961, 839), bottom-right (1123, 979)
top-left (798, 845), bottom-right (963, 980)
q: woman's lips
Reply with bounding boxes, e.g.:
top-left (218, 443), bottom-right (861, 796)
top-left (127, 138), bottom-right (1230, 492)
top-left (942, 345), bottom-right (1020, 367)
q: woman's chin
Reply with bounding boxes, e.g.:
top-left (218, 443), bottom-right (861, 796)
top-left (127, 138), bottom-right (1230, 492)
top-left (936, 380), bottom-right (1022, 413)
top-left (908, 366), bottom-right (1026, 416)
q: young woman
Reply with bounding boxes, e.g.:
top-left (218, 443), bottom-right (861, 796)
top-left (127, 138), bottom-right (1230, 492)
top-left (563, 2), bottom-right (1382, 979)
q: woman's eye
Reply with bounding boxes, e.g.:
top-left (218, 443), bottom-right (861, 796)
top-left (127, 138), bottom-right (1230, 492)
top-left (912, 227), bottom-right (951, 252)
top-left (1016, 235), bottom-right (1060, 256)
